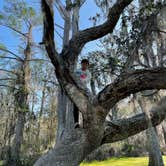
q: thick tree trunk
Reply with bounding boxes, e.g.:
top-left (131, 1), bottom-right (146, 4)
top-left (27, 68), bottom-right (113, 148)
top-left (56, 89), bottom-right (75, 143)
top-left (35, 108), bottom-right (105, 166)
top-left (37, 1), bottom-right (166, 165)
top-left (35, 95), bottom-right (105, 166)
top-left (35, 95), bottom-right (166, 165)
top-left (56, 0), bottom-right (80, 144)
top-left (35, 130), bottom-right (91, 166)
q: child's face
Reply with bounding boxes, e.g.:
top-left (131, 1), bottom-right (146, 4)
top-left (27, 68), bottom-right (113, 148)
top-left (81, 62), bottom-right (89, 70)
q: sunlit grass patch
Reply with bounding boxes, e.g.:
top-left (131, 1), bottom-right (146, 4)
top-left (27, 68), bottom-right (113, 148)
top-left (81, 156), bottom-right (166, 166)
top-left (0, 161), bottom-right (3, 166)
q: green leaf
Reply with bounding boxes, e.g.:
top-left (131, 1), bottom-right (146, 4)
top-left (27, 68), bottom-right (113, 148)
top-left (29, 7), bottom-right (36, 17)
top-left (0, 44), bottom-right (6, 50)
top-left (22, 8), bottom-right (27, 16)
top-left (8, 15), bottom-right (17, 27)
top-left (0, 14), bottom-right (4, 19)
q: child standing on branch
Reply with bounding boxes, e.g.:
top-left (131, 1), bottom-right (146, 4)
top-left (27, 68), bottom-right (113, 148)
top-left (74, 59), bottom-right (91, 128)
top-left (75, 59), bottom-right (91, 90)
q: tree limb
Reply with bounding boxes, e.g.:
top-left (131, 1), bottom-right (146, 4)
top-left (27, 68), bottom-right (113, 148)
top-left (152, 29), bottom-right (166, 34)
top-left (41, 0), bottom-right (60, 67)
top-left (0, 24), bottom-right (27, 37)
top-left (97, 68), bottom-right (166, 111)
top-left (54, 0), bottom-right (70, 19)
top-left (0, 56), bottom-right (22, 61)
top-left (102, 97), bottom-right (166, 144)
top-left (62, 0), bottom-right (133, 65)
top-left (55, 29), bottom-right (63, 39)
top-left (0, 48), bottom-right (23, 61)
top-left (27, 59), bottom-right (50, 62)
top-left (41, 0), bottom-right (90, 113)
top-left (0, 84), bottom-right (18, 90)
top-left (0, 69), bottom-right (18, 76)
top-left (0, 78), bottom-right (16, 81)
top-left (55, 23), bottom-right (64, 30)
top-left (41, 0), bottom-right (132, 90)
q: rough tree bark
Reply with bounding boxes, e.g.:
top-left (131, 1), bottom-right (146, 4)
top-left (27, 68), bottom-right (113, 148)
top-left (56, 0), bottom-right (74, 143)
top-left (34, 0), bottom-right (166, 165)
top-left (34, 96), bottom-right (166, 166)
top-left (162, 122), bottom-right (166, 144)
top-left (56, 0), bottom-right (84, 144)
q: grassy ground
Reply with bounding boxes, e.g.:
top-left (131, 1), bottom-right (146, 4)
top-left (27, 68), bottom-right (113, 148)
top-left (81, 156), bottom-right (166, 166)
top-left (0, 161), bottom-right (3, 166)
top-left (1, 156), bottom-right (166, 165)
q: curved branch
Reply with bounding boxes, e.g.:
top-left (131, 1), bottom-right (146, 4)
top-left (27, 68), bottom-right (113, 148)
top-left (0, 56), bottom-right (22, 61)
top-left (97, 67), bottom-right (166, 111)
top-left (102, 97), bottom-right (166, 144)
top-left (62, 0), bottom-right (133, 63)
top-left (41, 0), bottom-right (89, 113)
top-left (41, 0), bottom-right (61, 66)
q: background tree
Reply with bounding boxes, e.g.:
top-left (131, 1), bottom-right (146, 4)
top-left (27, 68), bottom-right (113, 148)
top-left (0, 0), bottom-right (42, 165)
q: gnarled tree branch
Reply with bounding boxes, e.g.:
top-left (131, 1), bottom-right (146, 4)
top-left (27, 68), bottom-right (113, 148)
top-left (97, 67), bottom-right (166, 112)
top-left (62, 0), bottom-right (133, 65)
top-left (102, 97), bottom-right (166, 144)
top-left (41, 0), bottom-right (89, 113)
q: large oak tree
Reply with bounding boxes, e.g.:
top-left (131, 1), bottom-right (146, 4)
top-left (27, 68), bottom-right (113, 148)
top-left (34, 0), bottom-right (166, 165)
